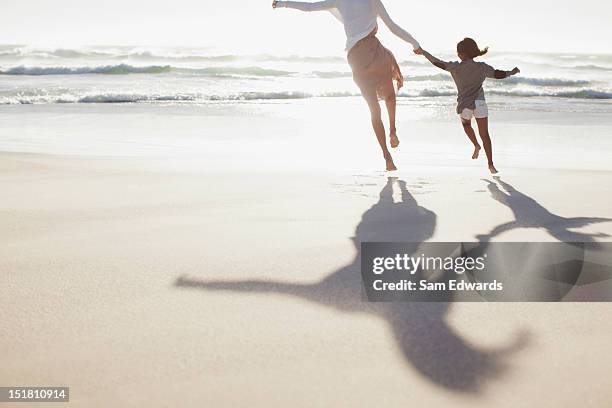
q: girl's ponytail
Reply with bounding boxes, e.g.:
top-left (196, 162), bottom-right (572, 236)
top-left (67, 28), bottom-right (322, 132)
top-left (478, 47), bottom-right (489, 57)
top-left (457, 38), bottom-right (489, 59)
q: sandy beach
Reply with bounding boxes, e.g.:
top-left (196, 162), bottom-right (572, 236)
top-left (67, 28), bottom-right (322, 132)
top-left (1, 100), bottom-right (612, 406)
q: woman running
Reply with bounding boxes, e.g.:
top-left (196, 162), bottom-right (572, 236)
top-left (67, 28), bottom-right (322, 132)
top-left (272, 0), bottom-right (422, 170)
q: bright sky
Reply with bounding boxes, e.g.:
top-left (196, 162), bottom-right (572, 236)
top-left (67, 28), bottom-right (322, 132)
top-left (2, 0), bottom-right (610, 54)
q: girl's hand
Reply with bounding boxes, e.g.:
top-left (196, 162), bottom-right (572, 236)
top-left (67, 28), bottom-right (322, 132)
top-left (511, 67), bottom-right (520, 75)
top-left (272, 0), bottom-right (278, 8)
top-left (413, 47), bottom-right (424, 55)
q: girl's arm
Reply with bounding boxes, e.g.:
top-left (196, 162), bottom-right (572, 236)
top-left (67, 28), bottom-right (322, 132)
top-left (274, 0), bottom-right (337, 12)
top-left (374, 0), bottom-right (420, 50)
top-left (421, 50), bottom-right (451, 71)
top-left (488, 66), bottom-right (520, 79)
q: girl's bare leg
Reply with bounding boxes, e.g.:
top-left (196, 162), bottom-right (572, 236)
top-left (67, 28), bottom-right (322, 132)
top-left (385, 94), bottom-right (399, 148)
top-left (475, 117), bottom-right (498, 174)
top-left (365, 92), bottom-right (396, 171)
top-left (461, 118), bottom-right (481, 159)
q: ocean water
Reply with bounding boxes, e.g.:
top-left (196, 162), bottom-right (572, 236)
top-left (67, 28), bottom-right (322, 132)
top-left (1, 45), bottom-right (611, 113)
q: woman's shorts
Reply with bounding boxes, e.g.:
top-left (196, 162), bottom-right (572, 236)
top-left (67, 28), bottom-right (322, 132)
top-left (460, 100), bottom-right (489, 120)
top-left (347, 29), bottom-right (403, 101)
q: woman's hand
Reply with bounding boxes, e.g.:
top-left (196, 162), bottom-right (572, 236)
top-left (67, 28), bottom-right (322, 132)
top-left (413, 47), bottom-right (423, 55)
top-left (511, 67), bottom-right (520, 75)
top-left (272, 0), bottom-right (278, 8)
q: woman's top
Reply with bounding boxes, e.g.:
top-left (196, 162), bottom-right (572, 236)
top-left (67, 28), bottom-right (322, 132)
top-left (276, 0), bottom-right (420, 52)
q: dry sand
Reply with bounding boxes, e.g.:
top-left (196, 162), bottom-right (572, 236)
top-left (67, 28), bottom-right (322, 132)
top-left (1, 102), bottom-right (612, 407)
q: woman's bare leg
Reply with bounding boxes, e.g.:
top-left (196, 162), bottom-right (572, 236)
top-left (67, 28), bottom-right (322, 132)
top-left (385, 94), bottom-right (399, 148)
top-left (460, 118), bottom-right (481, 159)
top-left (365, 92), bottom-right (396, 171)
top-left (475, 117), bottom-right (497, 174)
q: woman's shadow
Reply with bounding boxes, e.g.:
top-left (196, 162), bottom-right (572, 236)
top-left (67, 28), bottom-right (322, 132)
top-left (176, 177), bottom-right (527, 393)
top-left (477, 176), bottom-right (611, 244)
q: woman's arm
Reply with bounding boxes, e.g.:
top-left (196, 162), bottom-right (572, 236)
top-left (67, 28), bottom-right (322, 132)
top-left (374, 0), bottom-right (420, 50)
top-left (273, 0), bottom-right (336, 12)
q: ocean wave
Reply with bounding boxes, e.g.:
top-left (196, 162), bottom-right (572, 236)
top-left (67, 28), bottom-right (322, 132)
top-left (7, 93), bottom-right (200, 104)
top-left (0, 91), bottom-right (320, 105)
top-left (185, 66), bottom-right (295, 77)
top-left (0, 47), bottom-right (189, 61)
top-left (77, 94), bottom-right (197, 103)
top-left (573, 64), bottom-right (612, 72)
top-left (0, 93), bottom-right (198, 105)
top-left (0, 64), bottom-right (298, 77)
top-left (209, 91), bottom-right (313, 101)
top-left (406, 73), bottom-right (452, 82)
top-left (504, 77), bottom-right (590, 87)
top-left (406, 74), bottom-right (590, 87)
top-left (0, 47), bottom-right (122, 59)
top-left (211, 90), bottom-right (371, 100)
top-left (3, 47), bottom-right (612, 72)
top-left (0, 64), bottom-right (172, 75)
top-left (251, 54), bottom-right (346, 63)
top-left (489, 89), bottom-right (612, 99)
top-left (398, 60), bottom-right (428, 67)
top-left (0, 47), bottom-right (348, 64)
top-left (312, 70), bottom-right (352, 78)
top-left (2, 87), bottom-right (611, 105)
top-left (0, 62), bottom-right (603, 88)
top-left (416, 89), bottom-right (456, 97)
top-left (98, 52), bottom-right (346, 64)
top-left (418, 88), bottom-right (612, 99)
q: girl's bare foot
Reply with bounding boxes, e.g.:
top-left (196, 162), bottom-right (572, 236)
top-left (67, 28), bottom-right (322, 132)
top-left (472, 146), bottom-right (481, 159)
top-left (488, 164), bottom-right (498, 174)
top-left (390, 129), bottom-right (400, 149)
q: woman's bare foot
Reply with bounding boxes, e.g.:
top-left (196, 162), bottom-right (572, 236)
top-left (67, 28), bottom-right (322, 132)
top-left (488, 164), bottom-right (498, 174)
top-left (472, 146), bottom-right (481, 159)
top-left (384, 154), bottom-right (397, 171)
top-left (390, 129), bottom-right (400, 149)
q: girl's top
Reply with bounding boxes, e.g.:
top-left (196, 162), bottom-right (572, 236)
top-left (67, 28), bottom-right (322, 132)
top-left (276, 0), bottom-right (420, 52)
top-left (444, 59), bottom-right (496, 114)
top-left (422, 50), bottom-right (512, 114)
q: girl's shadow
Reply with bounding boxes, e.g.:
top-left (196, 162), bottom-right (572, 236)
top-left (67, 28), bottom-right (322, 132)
top-left (176, 177), bottom-right (527, 393)
top-left (477, 176), bottom-right (611, 244)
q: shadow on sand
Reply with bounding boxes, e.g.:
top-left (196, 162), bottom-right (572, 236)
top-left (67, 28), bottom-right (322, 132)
top-left (176, 177), bottom-right (527, 393)
top-left (477, 176), bottom-right (611, 244)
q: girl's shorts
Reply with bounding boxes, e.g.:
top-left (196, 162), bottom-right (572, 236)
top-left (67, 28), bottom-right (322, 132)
top-left (460, 100), bottom-right (488, 120)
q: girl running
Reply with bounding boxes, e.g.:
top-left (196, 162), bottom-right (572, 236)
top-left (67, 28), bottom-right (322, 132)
top-left (420, 38), bottom-right (520, 174)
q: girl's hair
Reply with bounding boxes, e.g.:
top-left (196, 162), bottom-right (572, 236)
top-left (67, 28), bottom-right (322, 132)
top-left (457, 38), bottom-right (489, 59)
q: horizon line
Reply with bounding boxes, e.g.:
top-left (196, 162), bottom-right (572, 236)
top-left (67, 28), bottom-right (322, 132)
top-left (0, 44), bottom-right (611, 57)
